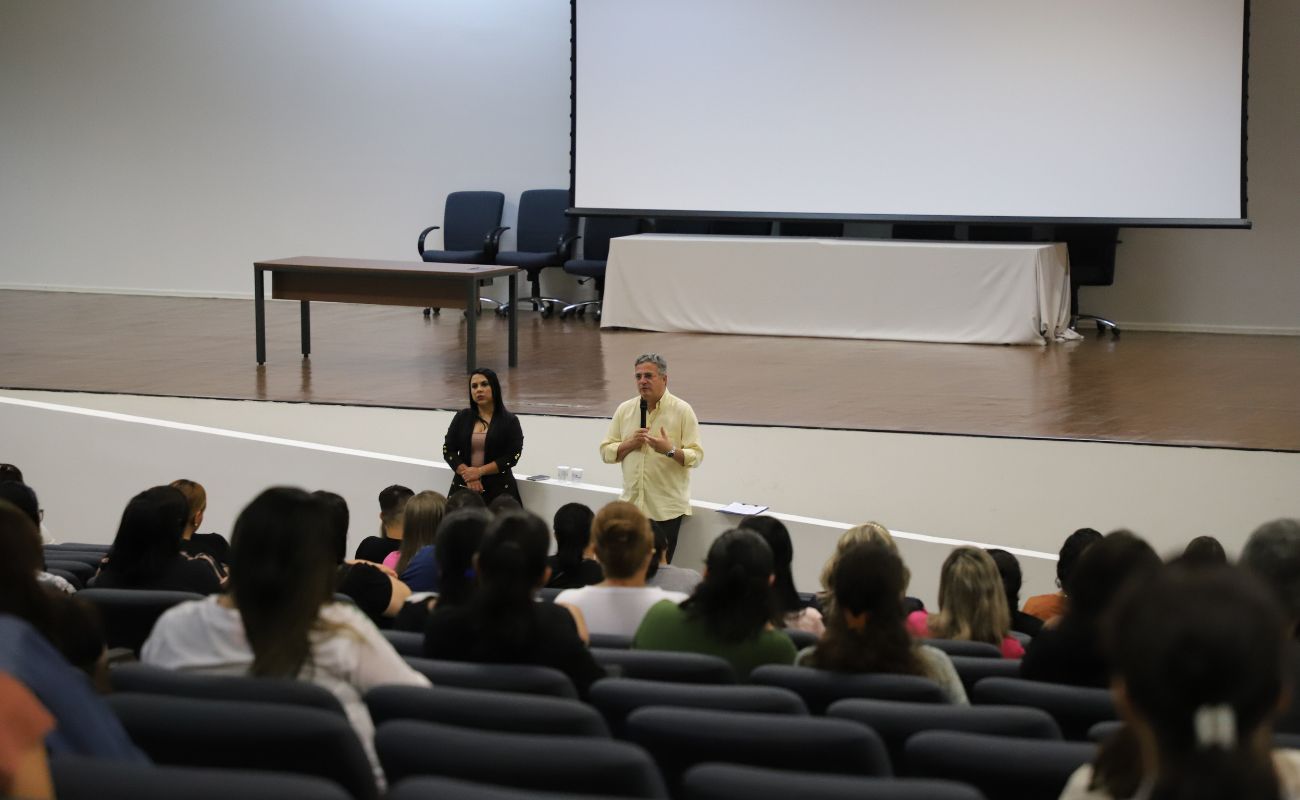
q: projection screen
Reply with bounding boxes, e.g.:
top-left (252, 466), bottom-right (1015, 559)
top-left (572, 0), bottom-right (1249, 226)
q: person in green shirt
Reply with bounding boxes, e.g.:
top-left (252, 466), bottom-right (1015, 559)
top-left (633, 528), bottom-right (796, 679)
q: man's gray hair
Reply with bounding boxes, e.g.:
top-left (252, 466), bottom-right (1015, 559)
top-left (1240, 518), bottom-right (1300, 622)
top-left (634, 353), bottom-right (667, 375)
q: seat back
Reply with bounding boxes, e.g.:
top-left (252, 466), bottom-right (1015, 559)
top-left (402, 656), bottom-right (578, 698)
top-left (376, 719), bottom-right (667, 797)
top-left (924, 638), bottom-right (1003, 659)
top-left (783, 628), bottom-right (818, 651)
top-left (52, 754), bottom-right (353, 800)
top-left (443, 191), bottom-right (505, 252)
top-left (591, 648), bottom-right (736, 684)
top-left (514, 189), bottom-right (571, 253)
top-left (681, 763), bottom-right (986, 800)
top-left (43, 559), bottom-right (95, 583)
top-left (588, 677), bottom-right (807, 737)
top-left (948, 655), bottom-right (1023, 696)
top-left (749, 665), bottom-right (946, 714)
top-left (971, 677), bottom-right (1116, 740)
top-left (365, 684), bottom-right (609, 737)
top-left (77, 588), bottom-right (203, 654)
top-left (905, 730), bottom-right (1095, 800)
top-left (107, 693), bottom-right (377, 800)
top-left (388, 775), bottom-right (644, 800)
top-left (589, 632), bottom-right (634, 650)
top-left (828, 697), bottom-right (1062, 768)
top-left (108, 663), bottom-right (346, 716)
top-left (577, 217), bottom-right (641, 262)
top-left (380, 629), bottom-right (424, 656)
top-left (625, 706), bottom-right (891, 795)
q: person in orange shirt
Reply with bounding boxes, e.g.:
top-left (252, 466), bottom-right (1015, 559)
top-left (1023, 528), bottom-right (1102, 623)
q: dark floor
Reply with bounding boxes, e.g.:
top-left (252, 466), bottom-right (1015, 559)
top-left (3, 290), bottom-right (1298, 452)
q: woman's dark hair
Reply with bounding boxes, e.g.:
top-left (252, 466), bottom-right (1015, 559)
top-left (986, 548), bottom-right (1023, 617)
top-left (468, 511), bottom-right (551, 649)
top-left (738, 515), bottom-right (803, 618)
top-left (807, 541), bottom-right (925, 676)
top-left (434, 509), bottom-right (490, 608)
top-left (646, 526), bottom-right (670, 581)
top-left (488, 494), bottom-right (522, 517)
top-left (229, 487), bottom-right (337, 678)
top-left (468, 368), bottom-right (509, 419)
top-left (102, 486), bottom-right (189, 585)
top-left (446, 487), bottom-right (488, 513)
top-left (0, 481), bottom-right (39, 526)
top-left (1091, 565), bottom-right (1287, 800)
top-left (311, 490), bottom-right (349, 564)
top-left (1064, 530), bottom-right (1161, 628)
top-left (0, 499), bottom-right (52, 633)
top-left (552, 503), bottom-right (595, 575)
top-left (1058, 527), bottom-right (1103, 589)
top-left (1182, 536), bottom-right (1228, 567)
top-left (681, 529), bottom-right (775, 643)
top-left (0, 464), bottom-right (24, 483)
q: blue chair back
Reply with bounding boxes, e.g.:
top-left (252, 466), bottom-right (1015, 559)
top-left (514, 189), bottom-right (571, 253)
top-left (443, 191), bottom-right (505, 252)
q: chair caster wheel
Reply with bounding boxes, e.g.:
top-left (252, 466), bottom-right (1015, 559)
top-left (541, 305), bottom-right (555, 319)
top-left (422, 308), bottom-right (431, 317)
top-left (578, 307), bottom-right (586, 318)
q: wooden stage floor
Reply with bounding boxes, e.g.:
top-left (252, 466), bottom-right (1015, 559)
top-left (3, 290), bottom-right (1298, 452)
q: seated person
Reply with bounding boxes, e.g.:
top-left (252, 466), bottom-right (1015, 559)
top-left (313, 491), bottom-right (409, 624)
top-left (1020, 530), bottom-right (1160, 687)
top-left (1181, 534), bottom-right (1228, 567)
top-left (353, 484), bottom-right (412, 563)
top-left (634, 528), bottom-right (797, 679)
top-left (424, 511), bottom-right (605, 696)
top-left (1023, 527), bottom-right (1102, 624)
top-left (646, 526), bottom-right (702, 594)
top-left (799, 541), bottom-right (967, 704)
top-left (545, 502), bottom-right (603, 589)
top-left (393, 509), bottom-right (490, 632)
top-left (89, 486), bottom-right (222, 594)
top-left (0, 482), bottom-right (74, 594)
top-left (555, 502), bottom-right (687, 637)
top-left (169, 479), bottom-right (230, 572)
top-left (986, 548), bottom-right (1043, 637)
top-left (143, 487), bottom-right (429, 791)
top-left (383, 491), bottom-right (445, 592)
top-left (739, 516), bottom-right (824, 637)
top-left (907, 547), bottom-right (1024, 659)
top-left (817, 521), bottom-right (920, 617)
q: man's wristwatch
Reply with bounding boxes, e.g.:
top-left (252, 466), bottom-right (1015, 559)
top-left (665, 447), bottom-right (676, 459)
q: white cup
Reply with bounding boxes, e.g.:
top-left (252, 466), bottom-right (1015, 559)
top-left (570, 467), bottom-right (584, 483)
top-left (557, 465), bottom-right (571, 482)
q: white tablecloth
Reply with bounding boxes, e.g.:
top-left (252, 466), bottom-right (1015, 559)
top-left (600, 235), bottom-right (1077, 345)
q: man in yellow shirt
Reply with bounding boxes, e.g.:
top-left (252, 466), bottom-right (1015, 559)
top-left (600, 353), bottom-right (703, 562)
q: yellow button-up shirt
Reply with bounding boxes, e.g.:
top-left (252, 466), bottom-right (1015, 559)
top-left (599, 390), bottom-right (703, 521)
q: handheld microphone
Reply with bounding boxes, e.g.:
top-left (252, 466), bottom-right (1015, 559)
top-left (639, 398), bottom-right (648, 429)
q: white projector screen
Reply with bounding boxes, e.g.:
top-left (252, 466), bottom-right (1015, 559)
top-left (573, 0), bottom-right (1248, 225)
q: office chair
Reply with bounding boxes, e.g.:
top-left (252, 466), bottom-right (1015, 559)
top-left (494, 189), bottom-right (578, 317)
top-left (416, 190), bottom-right (507, 316)
top-left (559, 216), bottom-right (640, 320)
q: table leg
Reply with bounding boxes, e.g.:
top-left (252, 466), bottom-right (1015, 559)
top-left (300, 301), bottom-right (311, 358)
top-left (508, 272), bottom-right (518, 367)
top-left (466, 280), bottom-right (477, 374)
top-left (254, 267), bottom-right (266, 364)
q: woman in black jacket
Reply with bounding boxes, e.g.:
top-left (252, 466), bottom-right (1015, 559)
top-left (443, 368), bottom-right (524, 506)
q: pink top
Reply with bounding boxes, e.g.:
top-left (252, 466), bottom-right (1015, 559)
top-left (381, 551), bottom-right (400, 571)
top-left (470, 432), bottom-right (487, 468)
top-left (906, 609), bottom-right (1024, 659)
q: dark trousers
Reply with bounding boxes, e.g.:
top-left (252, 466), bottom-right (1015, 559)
top-left (651, 516), bottom-right (685, 563)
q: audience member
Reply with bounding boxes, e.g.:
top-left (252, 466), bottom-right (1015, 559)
top-left (89, 486), bottom-right (222, 594)
top-left (1023, 527), bottom-right (1102, 623)
top-left (353, 484), bottom-right (412, 562)
top-left (445, 486), bottom-right (488, 513)
top-left (546, 502), bottom-right (603, 589)
top-left (423, 511), bottom-right (605, 695)
top-left (1061, 564), bottom-right (1298, 800)
top-left (313, 490), bottom-right (409, 623)
top-left (818, 521), bottom-right (913, 616)
top-left (986, 548), bottom-right (1043, 637)
top-left (1020, 530), bottom-right (1160, 687)
top-left (0, 464), bottom-right (22, 483)
top-left (908, 547), bottom-right (1024, 658)
top-left (143, 486), bottom-right (428, 790)
top-left (393, 508), bottom-right (491, 632)
top-left (646, 525), bottom-right (702, 594)
top-left (0, 483), bottom-right (73, 594)
top-left (385, 490), bottom-right (446, 591)
top-left (1180, 535), bottom-right (1229, 567)
top-left (1240, 519), bottom-right (1300, 638)
top-left (169, 478), bottom-right (230, 568)
top-left (739, 515), bottom-right (824, 636)
top-left (634, 528), bottom-right (797, 678)
top-left (800, 541), bottom-right (967, 703)
top-left (488, 493), bottom-right (522, 517)
top-left (555, 502), bottom-right (688, 637)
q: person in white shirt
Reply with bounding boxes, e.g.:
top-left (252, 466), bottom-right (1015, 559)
top-left (142, 487), bottom-right (429, 792)
top-left (555, 501), bottom-right (687, 638)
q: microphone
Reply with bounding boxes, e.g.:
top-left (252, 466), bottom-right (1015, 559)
top-left (639, 398), bottom-right (648, 429)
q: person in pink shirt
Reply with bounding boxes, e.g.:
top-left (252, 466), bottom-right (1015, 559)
top-left (907, 546), bottom-right (1024, 659)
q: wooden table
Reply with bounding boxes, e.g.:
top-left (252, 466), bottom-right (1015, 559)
top-left (254, 256), bottom-right (519, 372)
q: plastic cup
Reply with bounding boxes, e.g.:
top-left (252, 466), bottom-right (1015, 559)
top-left (557, 466), bottom-right (571, 482)
top-left (570, 467), bottom-right (584, 483)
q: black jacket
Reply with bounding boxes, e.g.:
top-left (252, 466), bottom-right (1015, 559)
top-left (442, 407), bottom-right (524, 504)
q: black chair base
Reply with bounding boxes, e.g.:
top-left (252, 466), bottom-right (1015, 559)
top-left (559, 299), bottom-right (600, 320)
top-left (1071, 313), bottom-right (1120, 336)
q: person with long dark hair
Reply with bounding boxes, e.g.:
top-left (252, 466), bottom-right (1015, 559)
top-left (738, 515), bottom-right (823, 636)
top-left (801, 541), bottom-right (967, 703)
top-left (1023, 527), bottom-right (1103, 623)
top-left (443, 368), bottom-right (524, 506)
top-left (423, 511), bottom-right (605, 695)
top-left (89, 486), bottom-right (221, 594)
top-left (1061, 565), bottom-right (1300, 800)
top-left (313, 490), bottom-right (410, 624)
top-left (633, 528), bottom-right (796, 678)
top-left (546, 502), bottom-right (603, 589)
top-left (143, 487), bottom-right (428, 791)
top-left (393, 508), bottom-right (491, 632)
top-left (986, 548), bottom-right (1043, 637)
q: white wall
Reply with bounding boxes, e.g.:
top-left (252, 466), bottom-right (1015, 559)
top-left (1, 0), bottom-right (1296, 328)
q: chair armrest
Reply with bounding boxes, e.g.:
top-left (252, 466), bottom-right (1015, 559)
top-left (417, 225), bottom-right (441, 254)
top-left (557, 233), bottom-right (581, 258)
top-left (485, 226), bottom-right (510, 260)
